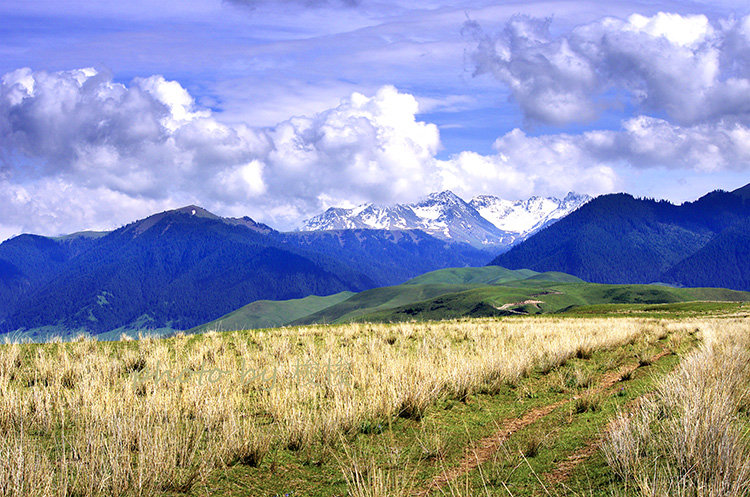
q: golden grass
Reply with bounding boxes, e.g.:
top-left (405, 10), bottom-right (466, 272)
top-left (604, 318), bottom-right (750, 496)
top-left (0, 317), bottom-right (727, 496)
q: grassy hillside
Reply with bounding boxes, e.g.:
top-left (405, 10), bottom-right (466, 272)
top-left (292, 283), bottom-right (481, 324)
top-left (356, 281), bottom-right (750, 323)
top-left (191, 266), bottom-right (749, 331)
top-left (291, 268), bottom-right (591, 325)
top-left (523, 271), bottom-right (585, 283)
top-left (402, 266), bottom-right (538, 285)
top-left (188, 291), bottom-right (354, 333)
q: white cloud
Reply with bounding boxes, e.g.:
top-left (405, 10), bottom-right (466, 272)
top-left (624, 12), bottom-right (713, 47)
top-left (0, 68), bottom-right (267, 235)
top-left (0, 70), bottom-right (445, 235)
top-left (2, 65), bottom-right (750, 240)
top-left (260, 85), bottom-right (442, 221)
top-left (467, 12), bottom-right (750, 126)
top-left (439, 115), bottom-right (750, 201)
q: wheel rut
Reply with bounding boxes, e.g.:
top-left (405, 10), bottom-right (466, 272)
top-left (412, 349), bottom-right (670, 497)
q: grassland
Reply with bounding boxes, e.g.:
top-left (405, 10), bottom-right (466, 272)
top-left (1, 310), bottom-right (748, 496)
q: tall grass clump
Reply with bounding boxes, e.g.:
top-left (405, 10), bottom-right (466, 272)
top-left (603, 318), bottom-right (750, 496)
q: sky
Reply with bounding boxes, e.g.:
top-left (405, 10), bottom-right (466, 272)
top-left (1, 0), bottom-right (750, 239)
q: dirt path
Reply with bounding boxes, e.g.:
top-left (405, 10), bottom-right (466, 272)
top-left (496, 300), bottom-right (545, 311)
top-left (543, 391), bottom-right (657, 485)
top-left (412, 349), bottom-right (670, 497)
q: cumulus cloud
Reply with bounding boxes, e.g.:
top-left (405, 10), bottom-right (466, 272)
top-left (445, 116), bottom-right (750, 195)
top-left (3, 62), bottom-right (750, 240)
top-left (262, 86), bottom-right (441, 215)
top-left (0, 69), bottom-right (444, 235)
top-left (0, 67), bottom-right (269, 200)
top-left (466, 12), bottom-right (750, 126)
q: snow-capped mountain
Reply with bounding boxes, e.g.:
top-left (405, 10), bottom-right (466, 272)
top-left (299, 191), bottom-right (591, 250)
top-left (469, 192), bottom-right (592, 241)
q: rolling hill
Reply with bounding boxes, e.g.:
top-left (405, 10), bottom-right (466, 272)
top-left (188, 291), bottom-right (355, 334)
top-left (401, 266), bottom-right (539, 285)
top-left (354, 281), bottom-right (750, 323)
top-left (192, 266), bottom-right (749, 332)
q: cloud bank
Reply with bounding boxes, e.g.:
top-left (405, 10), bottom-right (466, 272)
top-left (0, 67), bottom-right (618, 237)
top-left (3, 12), bottom-right (750, 239)
top-left (465, 12), bottom-right (750, 126)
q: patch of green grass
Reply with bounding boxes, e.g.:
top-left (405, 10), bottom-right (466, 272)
top-left (562, 300), bottom-right (750, 318)
top-left (189, 291), bottom-right (355, 333)
top-left (292, 284), bottom-right (483, 325)
top-left (462, 350), bottom-right (685, 497)
top-left (402, 266), bottom-right (539, 286)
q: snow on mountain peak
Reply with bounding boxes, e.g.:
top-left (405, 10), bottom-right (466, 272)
top-left (300, 191), bottom-right (592, 249)
top-left (469, 192), bottom-right (591, 237)
top-left (424, 190), bottom-right (462, 204)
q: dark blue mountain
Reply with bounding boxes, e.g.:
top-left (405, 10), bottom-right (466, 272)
top-left (283, 229), bottom-right (487, 285)
top-left (490, 183), bottom-right (750, 290)
top-left (0, 233), bottom-right (102, 321)
top-left (0, 206), bottom-right (489, 335)
top-left (661, 217), bottom-right (750, 291)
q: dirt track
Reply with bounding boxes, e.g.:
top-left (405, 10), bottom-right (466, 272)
top-left (412, 350), bottom-right (670, 497)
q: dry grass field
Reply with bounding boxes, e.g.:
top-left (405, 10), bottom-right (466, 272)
top-left (0, 315), bottom-right (748, 496)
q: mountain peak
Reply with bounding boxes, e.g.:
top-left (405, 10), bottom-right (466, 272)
top-left (300, 191), bottom-right (591, 249)
top-left (168, 205), bottom-right (220, 219)
top-left (121, 205), bottom-right (222, 236)
top-left (469, 192), bottom-right (590, 240)
top-left (424, 190), bottom-right (463, 204)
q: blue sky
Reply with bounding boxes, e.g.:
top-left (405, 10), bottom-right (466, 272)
top-left (1, 0), bottom-right (749, 238)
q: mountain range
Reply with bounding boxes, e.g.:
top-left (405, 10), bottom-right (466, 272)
top-left (1, 183), bottom-right (748, 339)
top-left (0, 205), bottom-right (488, 338)
top-left (300, 191), bottom-right (591, 249)
top-left (491, 183), bottom-right (750, 291)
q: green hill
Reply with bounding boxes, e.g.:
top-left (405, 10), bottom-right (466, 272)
top-left (402, 266), bottom-right (538, 285)
top-left (354, 282), bottom-right (750, 323)
top-left (291, 284), bottom-right (481, 325)
top-left (292, 267), bottom-right (583, 325)
top-left (522, 271), bottom-right (585, 283)
top-left (188, 291), bottom-right (354, 333)
top-left (188, 266), bottom-right (750, 333)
